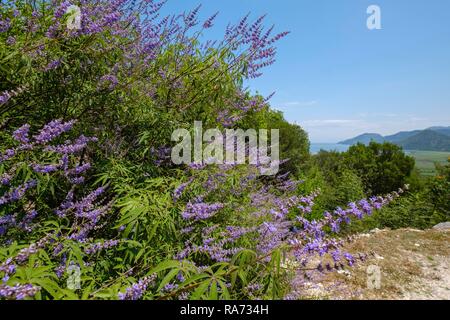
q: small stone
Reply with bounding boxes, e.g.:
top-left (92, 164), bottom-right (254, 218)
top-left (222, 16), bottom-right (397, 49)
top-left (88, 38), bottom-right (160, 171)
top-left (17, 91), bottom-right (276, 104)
top-left (433, 222), bottom-right (450, 230)
top-left (337, 269), bottom-right (351, 278)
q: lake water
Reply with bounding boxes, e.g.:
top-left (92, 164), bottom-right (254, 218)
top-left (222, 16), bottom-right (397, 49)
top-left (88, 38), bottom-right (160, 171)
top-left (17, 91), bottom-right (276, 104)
top-left (310, 143), bottom-right (350, 154)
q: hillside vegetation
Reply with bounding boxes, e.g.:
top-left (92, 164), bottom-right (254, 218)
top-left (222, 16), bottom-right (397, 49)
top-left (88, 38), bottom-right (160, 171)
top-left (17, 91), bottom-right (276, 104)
top-left (409, 151), bottom-right (450, 176)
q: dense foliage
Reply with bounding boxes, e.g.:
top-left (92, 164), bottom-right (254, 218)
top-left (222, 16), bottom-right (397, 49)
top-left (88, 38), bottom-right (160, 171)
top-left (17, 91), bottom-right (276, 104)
top-left (344, 142), bottom-right (415, 196)
top-left (305, 145), bottom-right (449, 231)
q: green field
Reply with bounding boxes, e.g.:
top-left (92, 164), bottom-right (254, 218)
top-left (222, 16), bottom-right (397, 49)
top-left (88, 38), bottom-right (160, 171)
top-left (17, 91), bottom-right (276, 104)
top-left (407, 150), bottom-right (450, 176)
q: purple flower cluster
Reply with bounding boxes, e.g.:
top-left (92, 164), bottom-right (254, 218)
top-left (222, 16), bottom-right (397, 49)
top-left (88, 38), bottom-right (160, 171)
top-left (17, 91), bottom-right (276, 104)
top-left (0, 258), bottom-right (16, 283)
top-left (202, 12), bottom-right (218, 29)
top-left (2, 118), bottom-right (99, 236)
top-left (12, 124), bottom-right (31, 144)
top-left (56, 187), bottom-right (109, 224)
top-left (323, 190), bottom-right (405, 235)
top-left (173, 178), bottom-right (193, 202)
top-left (175, 239), bottom-right (243, 262)
top-left (0, 172), bottom-right (13, 186)
top-left (0, 180), bottom-right (37, 207)
top-left (31, 163), bottom-right (61, 174)
top-left (181, 201), bottom-right (224, 220)
top-left (1, 120), bottom-right (98, 221)
top-left (0, 86), bottom-right (26, 106)
top-left (0, 283), bottom-right (40, 300)
top-left (33, 119), bottom-right (76, 145)
top-left (0, 149), bottom-right (15, 164)
top-left (0, 234), bottom-right (53, 288)
top-left (151, 146), bottom-right (172, 166)
top-left (216, 110), bottom-right (243, 128)
top-left (0, 215), bottom-right (16, 236)
top-left (244, 283), bottom-right (262, 299)
top-left (216, 91), bottom-right (273, 128)
top-left (15, 234), bottom-right (53, 264)
top-left (51, 187), bottom-right (112, 242)
top-left (43, 59), bottom-right (62, 71)
top-left (1, 120), bottom-right (88, 175)
top-left (256, 220), bottom-right (291, 255)
top-left (45, 134), bottom-right (97, 154)
top-left (286, 189), bottom-right (405, 271)
top-left (176, 224), bottom-right (253, 262)
top-left (53, 1), bottom-right (72, 19)
top-left (161, 283), bottom-right (179, 293)
top-left (99, 74), bottom-right (119, 90)
top-left (118, 274), bottom-right (157, 300)
top-left (17, 209), bottom-right (38, 232)
top-left (54, 255), bottom-right (67, 279)
top-left (188, 162), bottom-right (207, 170)
top-left (223, 14), bottom-right (289, 78)
top-left (0, 18), bottom-right (11, 33)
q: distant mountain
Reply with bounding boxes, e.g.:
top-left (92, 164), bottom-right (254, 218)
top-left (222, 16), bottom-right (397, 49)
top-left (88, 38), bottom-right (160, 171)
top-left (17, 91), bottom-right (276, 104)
top-left (427, 126), bottom-right (450, 137)
top-left (338, 126), bottom-right (450, 152)
top-left (398, 130), bottom-right (450, 152)
top-left (384, 130), bottom-right (422, 143)
top-left (339, 133), bottom-right (385, 145)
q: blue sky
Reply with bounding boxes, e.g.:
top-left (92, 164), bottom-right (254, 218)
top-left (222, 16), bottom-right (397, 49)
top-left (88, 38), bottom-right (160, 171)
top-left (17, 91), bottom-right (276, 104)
top-left (161, 0), bottom-right (450, 142)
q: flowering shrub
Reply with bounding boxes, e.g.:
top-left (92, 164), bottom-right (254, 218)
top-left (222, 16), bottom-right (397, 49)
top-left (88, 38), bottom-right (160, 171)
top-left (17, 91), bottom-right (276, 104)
top-left (0, 1), bottom-right (405, 300)
top-left (0, 119), bottom-right (110, 298)
top-left (0, 120), bottom-right (405, 299)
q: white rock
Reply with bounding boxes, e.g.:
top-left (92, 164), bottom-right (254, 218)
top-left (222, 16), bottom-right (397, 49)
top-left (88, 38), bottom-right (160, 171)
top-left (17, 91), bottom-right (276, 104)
top-left (433, 222), bottom-right (450, 230)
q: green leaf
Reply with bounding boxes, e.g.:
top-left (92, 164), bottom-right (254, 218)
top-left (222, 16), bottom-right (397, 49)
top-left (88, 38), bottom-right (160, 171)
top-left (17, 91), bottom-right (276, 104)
top-left (190, 280), bottom-right (210, 300)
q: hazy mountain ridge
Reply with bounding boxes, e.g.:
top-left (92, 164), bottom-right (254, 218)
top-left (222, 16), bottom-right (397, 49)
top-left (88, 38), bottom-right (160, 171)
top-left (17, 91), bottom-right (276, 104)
top-left (428, 127), bottom-right (450, 137)
top-left (384, 130), bottom-right (422, 143)
top-left (339, 127), bottom-right (450, 151)
top-left (338, 133), bottom-right (385, 145)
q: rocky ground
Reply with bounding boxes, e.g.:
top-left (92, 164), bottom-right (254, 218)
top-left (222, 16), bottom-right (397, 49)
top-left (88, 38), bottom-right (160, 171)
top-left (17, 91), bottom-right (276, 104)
top-left (298, 226), bottom-right (450, 300)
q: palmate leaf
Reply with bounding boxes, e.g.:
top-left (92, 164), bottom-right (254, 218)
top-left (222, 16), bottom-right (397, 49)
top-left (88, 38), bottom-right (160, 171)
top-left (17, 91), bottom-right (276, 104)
top-left (12, 264), bottom-right (62, 299)
top-left (229, 249), bottom-right (258, 287)
top-left (178, 273), bottom-right (210, 287)
top-left (157, 268), bottom-right (180, 292)
top-left (92, 285), bottom-right (122, 300)
top-left (217, 280), bottom-right (231, 300)
top-left (208, 280), bottom-right (218, 300)
top-left (81, 281), bottom-right (96, 300)
top-left (148, 259), bottom-right (181, 275)
top-left (190, 280), bottom-right (210, 300)
top-left (188, 276), bottom-right (230, 300)
top-left (55, 288), bottom-right (81, 300)
top-left (31, 278), bottom-right (64, 299)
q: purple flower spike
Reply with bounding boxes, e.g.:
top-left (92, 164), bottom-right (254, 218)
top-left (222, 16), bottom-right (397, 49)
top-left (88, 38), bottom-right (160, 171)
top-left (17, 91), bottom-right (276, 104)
top-left (33, 119), bottom-right (76, 145)
top-left (0, 283), bottom-right (40, 300)
top-left (118, 274), bottom-right (157, 300)
top-left (12, 124), bottom-right (31, 144)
